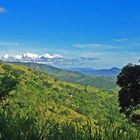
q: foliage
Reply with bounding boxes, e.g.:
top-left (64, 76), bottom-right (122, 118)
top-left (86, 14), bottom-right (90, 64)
top-left (0, 62), bottom-right (139, 139)
top-left (117, 64), bottom-right (140, 124)
top-left (0, 112), bottom-right (140, 140)
top-left (0, 64), bottom-right (24, 101)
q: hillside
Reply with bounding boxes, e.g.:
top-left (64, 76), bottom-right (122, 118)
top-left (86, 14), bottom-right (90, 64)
top-left (0, 62), bottom-right (118, 122)
top-left (0, 62), bottom-right (139, 139)
top-left (8, 62), bottom-right (117, 90)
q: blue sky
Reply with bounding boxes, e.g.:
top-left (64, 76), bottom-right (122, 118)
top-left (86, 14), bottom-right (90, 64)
top-left (0, 0), bottom-right (140, 68)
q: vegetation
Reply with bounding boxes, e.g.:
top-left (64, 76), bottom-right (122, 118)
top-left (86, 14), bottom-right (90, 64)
top-left (0, 62), bottom-right (139, 139)
top-left (117, 64), bottom-right (140, 124)
top-left (9, 62), bottom-right (117, 90)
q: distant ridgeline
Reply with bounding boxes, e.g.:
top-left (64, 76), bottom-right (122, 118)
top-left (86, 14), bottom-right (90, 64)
top-left (0, 62), bottom-right (139, 139)
top-left (7, 62), bottom-right (118, 90)
top-left (70, 67), bottom-right (121, 77)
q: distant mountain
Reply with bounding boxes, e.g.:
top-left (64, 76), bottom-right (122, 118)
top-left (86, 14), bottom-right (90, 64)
top-left (70, 67), bottom-right (121, 77)
top-left (7, 62), bottom-right (117, 90)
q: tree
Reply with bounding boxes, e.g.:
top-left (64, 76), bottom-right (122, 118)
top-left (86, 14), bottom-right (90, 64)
top-left (117, 64), bottom-right (140, 124)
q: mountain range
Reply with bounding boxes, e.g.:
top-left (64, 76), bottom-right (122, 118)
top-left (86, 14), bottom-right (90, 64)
top-left (70, 67), bottom-right (121, 77)
top-left (7, 62), bottom-right (118, 90)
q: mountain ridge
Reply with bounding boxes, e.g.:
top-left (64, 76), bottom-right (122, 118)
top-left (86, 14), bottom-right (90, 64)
top-left (6, 61), bottom-right (117, 90)
top-left (70, 67), bottom-right (121, 77)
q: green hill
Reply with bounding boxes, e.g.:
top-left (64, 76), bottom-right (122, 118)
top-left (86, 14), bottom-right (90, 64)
top-left (0, 63), bottom-right (139, 139)
top-left (0, 62), bottom-right (118, 122)
top-left (8, 62), bottom-right (117, 90)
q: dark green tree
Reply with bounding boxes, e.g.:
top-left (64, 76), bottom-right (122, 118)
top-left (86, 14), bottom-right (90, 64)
top-left (117, 64), bottom-right (140, 124)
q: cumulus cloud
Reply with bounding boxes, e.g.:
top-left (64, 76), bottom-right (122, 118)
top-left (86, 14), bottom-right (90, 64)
top-left (1, 52), bottom-right (99, 68)
top-left (73, 43), bottom-right (114, 49)
top-left (22, 52), bottom-right (39, 59)
top-left (39, 53), bottom-right (63, 59)
top-left (0, 7), bottom-right (7, 14)
top-left (2, 52), bottom-right (63, 62)
top-left (3, 54), bottom-right (9, 59)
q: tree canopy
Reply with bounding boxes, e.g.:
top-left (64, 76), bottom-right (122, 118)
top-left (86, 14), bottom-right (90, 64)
top-left (117, 64), bottom-right (140, 124)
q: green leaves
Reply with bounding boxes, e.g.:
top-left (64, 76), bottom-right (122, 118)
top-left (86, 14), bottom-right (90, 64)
top-left (117, 64), bottom-right (140, 124)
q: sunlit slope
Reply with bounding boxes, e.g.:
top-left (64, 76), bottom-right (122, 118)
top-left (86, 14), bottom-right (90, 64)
top-left (0, 62), bottom-right (119, 123)
top-left (9, 62), bottom-right (117, 90)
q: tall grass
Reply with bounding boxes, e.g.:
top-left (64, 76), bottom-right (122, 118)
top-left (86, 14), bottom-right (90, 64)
top-left (0, 113), bottom-right (139, 140)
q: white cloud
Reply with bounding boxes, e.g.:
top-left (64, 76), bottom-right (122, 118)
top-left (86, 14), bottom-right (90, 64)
top-left (22, 52), bottom-right (39, 59)
top-left (40, 53), bottom-right (63, 59)
top-left (113, 38), bottom-right (128, 42)
top-left (39, 53), bottom-right (52, 59)
top-left (73, 43), bottom-right (114, 49)
top-left (2, 52), bottom-right (63, 61)
top-left (2, 52), bottom-right (39, 60)
top-left (11, 55), bottom-right (23, 60)
top-left (3, 54), bottom-right (9, 59)
top-left (52, 54), bottom-right (63, 59)
top-left (0, 7), bottom-right (7, 14)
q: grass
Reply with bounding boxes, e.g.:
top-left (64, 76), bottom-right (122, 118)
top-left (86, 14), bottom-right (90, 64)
top-left (0, 62), bottom-right (139, 140)
top-left (0, 112), bottom-right (140, 140)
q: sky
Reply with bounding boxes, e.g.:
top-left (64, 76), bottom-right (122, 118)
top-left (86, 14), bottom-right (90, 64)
top-left (0, 0), bottom-right (140, 68)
